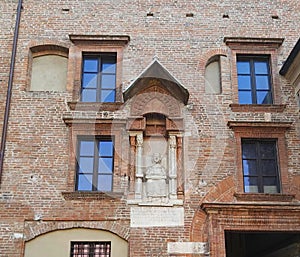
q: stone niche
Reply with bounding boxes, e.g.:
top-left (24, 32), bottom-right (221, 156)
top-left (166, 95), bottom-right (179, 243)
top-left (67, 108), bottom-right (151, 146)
top-left (123, 59), bottom-right (189, 205)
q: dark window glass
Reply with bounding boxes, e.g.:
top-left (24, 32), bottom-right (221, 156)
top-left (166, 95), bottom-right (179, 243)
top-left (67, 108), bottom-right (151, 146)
top-left (71, 242), bottom-right (111, 257)
top-left (242, 139), bottom-right (280, 193)
top-left (76, 138), bottom-right (114, 191)
top-left (237, 56), bottom-right (273, 104)
top-left (81, 54), bottom-right (116, 102)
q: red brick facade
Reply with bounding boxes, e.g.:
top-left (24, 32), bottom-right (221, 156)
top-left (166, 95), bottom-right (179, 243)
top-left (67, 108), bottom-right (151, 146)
top-left (0, 1), bottom-right (299, 256)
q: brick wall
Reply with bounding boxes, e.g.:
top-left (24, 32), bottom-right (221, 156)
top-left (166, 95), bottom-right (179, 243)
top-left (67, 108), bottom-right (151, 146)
top-left (0, 1), bottom-right (299, 256)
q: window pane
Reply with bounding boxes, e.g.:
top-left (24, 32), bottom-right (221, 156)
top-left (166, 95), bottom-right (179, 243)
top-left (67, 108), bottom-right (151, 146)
top-left (238, 91), bottom-right (252, 104)
top-left (261, 160), bottom-right (277, 175)
top-left (101, 74), bottom-right (116, 89)
top-left (98, 158), bottom-right (113, 173)
top-left (102, 60), bottom-right (116, 73)
top-left (80, 141), bottom-right (95, 156)
top-left (242, 142), bottom-right (256, 158)
top-left (257, 91), bottom-right (272, 104)
top-left (238, 75), bottom-right (251, 89)
top-left (99, 141), bottom-right (113, 156)
top-left (263, 177), bottom-right (279, 193)
top-left (255, 75), bottom-right (270, 90)
top-left (78, 174), bottom-right (93, 190)
top-left (79, 157), bottom-right (94, 172)
top-left (254, 61), bottom-right (268, 74)
top-left (84, 59), bottom-right (98, 72)
top-left (81, 89), bottom-right (97, 102)
top-left (237, 61), bottom-right (250, 74)
top-left (260, 142), bottom-right (276, 158)
top-left (243, 160), bottom-right (257, 176)
top-left (101, 89), bottom-right (115, 102)
top-left (97, 175), bottom-right (113, 191)
top-left (82, 73), bottom-right (97, 89)
top-left (244, 177), bottom-right (258, 193)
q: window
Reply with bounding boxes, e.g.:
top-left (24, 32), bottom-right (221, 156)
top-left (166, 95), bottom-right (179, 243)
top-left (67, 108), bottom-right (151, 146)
top-left (71, 242), bottom-right (111, 257)
top-left (242, 139), bottom-right (280, 193)
top-left (81, 53), bottom-right (116, 102)
top-left (76, 137), bottom-right (114, 191)
top-left (237, 55), bottom-right (272, 104)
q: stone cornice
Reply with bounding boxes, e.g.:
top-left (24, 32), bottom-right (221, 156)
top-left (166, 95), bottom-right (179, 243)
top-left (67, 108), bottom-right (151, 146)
top-left (69, 34), bottom-right (130, 46)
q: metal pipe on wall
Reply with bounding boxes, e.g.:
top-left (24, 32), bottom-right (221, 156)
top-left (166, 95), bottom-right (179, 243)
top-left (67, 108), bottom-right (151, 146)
top-left (0, 0), bottom-right (23, 184)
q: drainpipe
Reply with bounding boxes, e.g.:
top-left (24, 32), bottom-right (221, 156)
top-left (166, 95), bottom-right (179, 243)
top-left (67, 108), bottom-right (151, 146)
top-left (0, 0), bottom-right (23, 185)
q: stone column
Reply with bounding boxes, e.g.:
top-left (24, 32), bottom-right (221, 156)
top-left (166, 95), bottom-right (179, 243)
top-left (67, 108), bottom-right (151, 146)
top-left (129, 135), bottom-right (136, 193)
top-left (169, 135), bottom-right (177, 199)
top-left (176, 135), bottom-right (184, 196)
top-left (135, 132), bottom-right (143, 199)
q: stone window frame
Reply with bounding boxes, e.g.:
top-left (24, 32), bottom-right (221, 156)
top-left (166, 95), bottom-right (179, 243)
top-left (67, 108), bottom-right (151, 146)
top-left (27, 44), bottom-right (69, 91)
top-left (225, 37), bottom-right (285, 112)
top-left (68, 35), bottom-right (130, 111)
top-left (65, 121), bottom-right (126, 197)
top-left (228, 121), bottom-right (292, 197)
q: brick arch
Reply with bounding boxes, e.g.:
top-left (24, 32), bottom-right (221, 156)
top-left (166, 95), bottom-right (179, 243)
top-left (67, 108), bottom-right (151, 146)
top-left (198, 48), bottom-right (228, 74)
top-left (190, 209), bottom-right (208, 242)
top-left (190, 176), bottom-right (235, 241)
top-left (130, 86), bottom-right (181, 117)
top-left (24, 221), bottom-right (130, 242)
top-left (202, 175), bottom-right (235, 203)
top-left (29, 43), bottom-right (69, 58)
top-left (28, 40), bottom-right (70, 56)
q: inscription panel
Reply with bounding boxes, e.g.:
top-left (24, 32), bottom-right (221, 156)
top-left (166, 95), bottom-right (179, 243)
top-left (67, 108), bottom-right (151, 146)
top-left (130, 207), bottom-right (184, 227)
top-left (167, 242), bottom-right (208, 254)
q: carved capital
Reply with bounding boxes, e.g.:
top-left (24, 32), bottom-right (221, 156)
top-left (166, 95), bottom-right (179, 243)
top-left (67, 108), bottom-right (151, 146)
top-left (169, 135), bottom-right (177, 148)
top-left (136, 133), bottom-right (143, 147)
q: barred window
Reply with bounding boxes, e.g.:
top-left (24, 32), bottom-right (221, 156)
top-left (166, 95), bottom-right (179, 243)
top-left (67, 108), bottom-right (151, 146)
top-left (71, 242), bottom-right (111, 257)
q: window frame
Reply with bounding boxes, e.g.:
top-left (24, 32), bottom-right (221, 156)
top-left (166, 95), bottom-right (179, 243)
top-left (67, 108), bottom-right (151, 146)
top-left (241, 138), bottom-right (280, 193)
top-left (81, 53), bottom-right (117, 103)
top-left (237, 55), bottom-right (273, 104)
top-left (224, 37), bottom-right (284, 107)
top-left (76, 136), bottom-right (115, 192)
top-left (228, 121), bottom-right (291, 196)
top-left (68, 35), bottom-right (129, 105)
top-left (70, 241), bottom-right (111, 257)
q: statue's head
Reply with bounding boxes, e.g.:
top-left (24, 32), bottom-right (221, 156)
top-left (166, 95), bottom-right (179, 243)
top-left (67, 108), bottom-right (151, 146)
top-left (152, 153), bottom-right (162, 163)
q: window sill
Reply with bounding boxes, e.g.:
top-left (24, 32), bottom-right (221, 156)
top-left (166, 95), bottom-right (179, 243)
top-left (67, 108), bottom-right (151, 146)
top-left (234, 193), bottom-right (295, 202)
top-left (62, 191), bottom-right (124, 200)
top-left (230, 104), bottom-right (286, 113)
top-left (68, 101), bottom-right (123, 112)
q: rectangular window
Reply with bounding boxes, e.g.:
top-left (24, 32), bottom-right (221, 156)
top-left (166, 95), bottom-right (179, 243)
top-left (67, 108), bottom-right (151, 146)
top-left (237, 55), bottom-right (273, 104)
top-left (242, 139), bottom-right (280, 193)
top-left (71, 242), bottom-right (111, 257)
top-left (81, 53), bottom-right (116, 102)
top-left (76, 137), bottom-right (114, 191)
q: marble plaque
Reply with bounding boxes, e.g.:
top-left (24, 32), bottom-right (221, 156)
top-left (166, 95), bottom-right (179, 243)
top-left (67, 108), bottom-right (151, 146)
top-left (130, 207), bottom-right (184, 227)
top-left (167, 242), bottom-right (208, 254)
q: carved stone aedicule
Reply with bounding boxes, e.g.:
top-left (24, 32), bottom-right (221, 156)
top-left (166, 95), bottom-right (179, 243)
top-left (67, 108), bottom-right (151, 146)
top-left (130, 86), bottom-right (182, 117)
top-left (126, 117), bottom-right (146, 131)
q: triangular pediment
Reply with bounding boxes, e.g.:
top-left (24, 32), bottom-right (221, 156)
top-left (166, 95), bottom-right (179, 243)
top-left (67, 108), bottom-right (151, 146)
top-left (123, 59), bottom-right (189, 104)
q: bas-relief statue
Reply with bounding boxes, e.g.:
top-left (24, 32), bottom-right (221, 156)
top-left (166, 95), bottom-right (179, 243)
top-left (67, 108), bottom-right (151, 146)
top-left (145, 153), bottom-right (168, 198)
